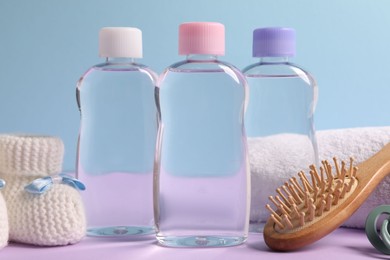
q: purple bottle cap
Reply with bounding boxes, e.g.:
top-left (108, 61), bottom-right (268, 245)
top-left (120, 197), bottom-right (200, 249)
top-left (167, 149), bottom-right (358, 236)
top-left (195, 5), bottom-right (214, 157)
top-left (252, 27), bottom-right (296, 57)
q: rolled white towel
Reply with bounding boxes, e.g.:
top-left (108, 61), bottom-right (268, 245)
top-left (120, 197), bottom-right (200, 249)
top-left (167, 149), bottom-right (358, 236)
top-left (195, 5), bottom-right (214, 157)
top-left (249, 126), bottom-right (390, 228)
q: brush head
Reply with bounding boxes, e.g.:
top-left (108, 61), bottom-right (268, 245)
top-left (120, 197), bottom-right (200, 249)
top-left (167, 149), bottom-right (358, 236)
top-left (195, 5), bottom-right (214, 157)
top-left (264, 157), bottom-right (359, 251)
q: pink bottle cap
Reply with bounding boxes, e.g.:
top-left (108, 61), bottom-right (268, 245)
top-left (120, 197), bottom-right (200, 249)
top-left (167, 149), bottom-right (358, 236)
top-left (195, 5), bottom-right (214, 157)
top-left (179, 22), bottom-right (225, 56)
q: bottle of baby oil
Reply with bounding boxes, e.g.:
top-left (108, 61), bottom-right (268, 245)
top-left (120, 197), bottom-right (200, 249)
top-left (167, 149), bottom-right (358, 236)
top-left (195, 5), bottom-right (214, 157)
top-left (154, 22), bottom-right (250, 247)
top-left (76, 27), bottom-right (157, 237)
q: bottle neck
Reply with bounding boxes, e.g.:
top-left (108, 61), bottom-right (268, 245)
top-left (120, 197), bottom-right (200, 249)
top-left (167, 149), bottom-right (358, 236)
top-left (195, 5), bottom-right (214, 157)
top-left (259, 56), bottom-right (289, 63)
top-left (186, 54), bottom-right (218, 61)
top-left (105, 57), bottom-right (135, 64)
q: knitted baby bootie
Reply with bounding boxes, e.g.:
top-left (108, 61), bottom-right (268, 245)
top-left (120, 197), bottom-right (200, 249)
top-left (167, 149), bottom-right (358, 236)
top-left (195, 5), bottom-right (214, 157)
top-left (0, 180), bottom-right (9, 249)
top-left (0, 134), bottom-right (86, 246)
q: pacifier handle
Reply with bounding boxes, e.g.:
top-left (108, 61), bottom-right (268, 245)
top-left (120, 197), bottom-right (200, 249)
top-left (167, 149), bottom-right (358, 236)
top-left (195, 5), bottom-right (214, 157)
top-left (365, 205), bottom-right (390, 254)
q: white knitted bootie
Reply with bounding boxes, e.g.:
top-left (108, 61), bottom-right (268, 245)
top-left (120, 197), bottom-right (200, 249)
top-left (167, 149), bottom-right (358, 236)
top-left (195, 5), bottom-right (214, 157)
top-left (0, 134), bottom-right (86, 246)
top-left (0, 180), bottom-right (9, 249)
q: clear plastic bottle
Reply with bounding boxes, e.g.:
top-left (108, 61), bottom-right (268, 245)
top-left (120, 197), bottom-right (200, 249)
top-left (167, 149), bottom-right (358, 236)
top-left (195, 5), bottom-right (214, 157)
top-left (154, 22), bottom-right (250, 247)
top-left (76, 27), bottom-right (157, 237)
top-left (243, 27), bottom-right (319, 181)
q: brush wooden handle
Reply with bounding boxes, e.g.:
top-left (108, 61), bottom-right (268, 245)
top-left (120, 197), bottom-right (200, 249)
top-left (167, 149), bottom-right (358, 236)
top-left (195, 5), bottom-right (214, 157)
top-left (264, 142), bottom-right (390, 251)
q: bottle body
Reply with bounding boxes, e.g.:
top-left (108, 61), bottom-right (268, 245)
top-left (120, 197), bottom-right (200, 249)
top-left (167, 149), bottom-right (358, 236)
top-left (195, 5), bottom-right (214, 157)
top-left (76, 59), bottom-right (157, 237)
top-left (244, 58), bottom-right (319, 174)
top-left (154, 56), bottom-right (250, 247)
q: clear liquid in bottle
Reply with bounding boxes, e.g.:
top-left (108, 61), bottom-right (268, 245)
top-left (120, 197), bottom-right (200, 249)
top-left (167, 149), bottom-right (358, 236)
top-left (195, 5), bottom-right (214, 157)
top-left (243, 27), bottom-right (319, 228)
top-left (154, 22), bottom-right (250, 247)
top-left (76, 27), bottom-right (157, 237)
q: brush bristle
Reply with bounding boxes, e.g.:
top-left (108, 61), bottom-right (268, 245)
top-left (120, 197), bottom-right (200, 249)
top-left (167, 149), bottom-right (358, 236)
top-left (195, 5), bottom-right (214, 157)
top-left (266, 157), bottom-right (358, 232)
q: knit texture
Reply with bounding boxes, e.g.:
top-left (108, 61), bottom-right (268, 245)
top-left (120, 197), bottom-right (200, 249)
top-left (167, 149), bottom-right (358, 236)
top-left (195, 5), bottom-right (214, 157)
top-left (0, 134), bottom-right (86, 246)
top-left (0, 135), bottom-right (63, 176)
top-left (249, 126), bottom-right (390, 228)
top-left (0, 193), bottom-right (8, 249)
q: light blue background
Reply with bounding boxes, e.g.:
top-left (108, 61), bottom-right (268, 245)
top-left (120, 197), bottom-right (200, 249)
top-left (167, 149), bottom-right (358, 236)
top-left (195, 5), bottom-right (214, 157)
top-left (0, 0), bottom-right (389, 171)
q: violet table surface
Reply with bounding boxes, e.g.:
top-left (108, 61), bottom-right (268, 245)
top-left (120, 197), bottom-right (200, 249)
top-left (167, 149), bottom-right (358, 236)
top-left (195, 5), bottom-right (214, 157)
top-left (0, 228), bottom-right (385, 260)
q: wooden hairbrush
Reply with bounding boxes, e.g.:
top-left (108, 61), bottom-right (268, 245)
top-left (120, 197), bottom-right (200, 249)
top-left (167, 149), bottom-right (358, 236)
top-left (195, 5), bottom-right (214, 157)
top-left (263, 142), bottom-right (390, 251)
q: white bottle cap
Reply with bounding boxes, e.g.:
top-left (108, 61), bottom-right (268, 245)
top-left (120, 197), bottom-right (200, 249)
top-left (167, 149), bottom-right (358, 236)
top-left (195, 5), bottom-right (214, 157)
top-left (99, 27), bottom-right (143, 58)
